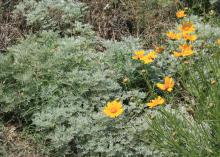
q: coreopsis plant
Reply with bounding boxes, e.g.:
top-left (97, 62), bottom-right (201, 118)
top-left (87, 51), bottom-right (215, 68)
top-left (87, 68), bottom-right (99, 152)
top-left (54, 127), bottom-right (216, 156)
top-left (132, 50), bottom-right (158, 64)
top-left (178, 22), bottom-right (196, 33)
top-left (141, 51), bottom-right (158, 64)
top-left (176, 10), bottom-right (187, 18)
top-left (166, 31), bottom-right (182, 40)
top-left (183, 32), bottom-right (197, 41)
top-left (173, 44), bottom-right (194, 57)
top-left (154, 45), bottom-right (165, 53)
top-left (147, 96), bottom-right (165, 109)
top-left (132, 50), bottom-right (145, 60)
top-left (103, 99), bottom-right (124, 118)
top-left (156, 76), bottom-right (175, 92)
top-left (142, 10), bottom-right (220, 156)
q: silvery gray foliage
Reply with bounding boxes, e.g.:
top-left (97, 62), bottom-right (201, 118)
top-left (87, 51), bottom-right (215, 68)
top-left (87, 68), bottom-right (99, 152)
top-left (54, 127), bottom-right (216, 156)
top-left (1, 0), bottom-right (164, 155)
top-left (0, 30), bottom-right (161, 156)
top-left (29, 33), bottom-right (161, 156)
top-left (33, 91), bottom-right (160, 156)
top-left (14, 0), bottom-right (86, 33)
top-left (102, 37), bottom-right (142, 80)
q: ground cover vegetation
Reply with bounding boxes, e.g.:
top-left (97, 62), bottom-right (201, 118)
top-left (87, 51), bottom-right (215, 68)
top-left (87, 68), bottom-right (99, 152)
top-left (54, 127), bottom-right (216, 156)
top-left (0, 0), bottom-right (220, 156)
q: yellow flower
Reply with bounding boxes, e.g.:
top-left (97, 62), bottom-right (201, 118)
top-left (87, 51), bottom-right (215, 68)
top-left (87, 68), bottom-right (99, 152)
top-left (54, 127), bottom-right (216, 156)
top-left (173, 44), bottom-right (194, 57)
top-left (155, 46), bottom-right (165, 53)
top-left (147, 96), bottom-right (165, 109)
top-left (180, 44), bottom-right (194, 56)
top-left (166, 31), bottom-right (181, 40)
top-left (140, 51), bottom-right (157, 64)
top-left (132, 50), bottom-right (145, 60)
top-left (178, 22), bottom-right (195, 33)
top-left (173, 51), bottom-right (183, 57)
top-left (174, 50), bottom-right (194, 57)
top-left (156, 76), bottom-right (175, 92)
top-left (211, 80), bottom-right (216, 85)
top-left (176, 10), bottom-right (187, 18)
top-left (217, 39), bottom-right (220, 45)
top-left (182, 50), bottom-right (193, 56)
top-left (103, 99), bottom-right (124, 118)
top-left (183, 33), bottom-right (197, 41)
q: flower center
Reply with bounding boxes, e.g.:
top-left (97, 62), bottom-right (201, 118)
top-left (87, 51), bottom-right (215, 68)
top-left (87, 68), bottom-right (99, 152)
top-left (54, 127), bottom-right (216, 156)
top-left (110, 107), bottom-right (118, 113)
top-left (137, 55), bottom-right (143, 59)
top-left (183, 24), bottom-right (191, 31)
top-left (164, 84), bottom-right (169, 89)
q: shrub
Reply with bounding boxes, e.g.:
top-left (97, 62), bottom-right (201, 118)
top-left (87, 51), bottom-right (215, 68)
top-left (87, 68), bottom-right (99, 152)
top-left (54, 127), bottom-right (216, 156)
top-left (14, 0), bottom-right (87, 34)
top-left (0, 30), bottom-right (165, 156)
top-left (1, 1), bottom-right (165, 154)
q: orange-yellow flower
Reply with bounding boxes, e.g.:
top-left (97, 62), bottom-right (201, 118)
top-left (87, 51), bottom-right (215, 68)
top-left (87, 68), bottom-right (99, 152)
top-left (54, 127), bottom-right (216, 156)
top-left (155, 46), bottom-right (165, 53)
top-left (166, 31), bottom-right (181, 40)
top-left (132, 50), bottom-right (145, 60)
top-left (156, 76), bottom-right (175, 92)
top-left (176, 10), bottom-right (187, 18)
top-left (147, 96), bottom-right (165, 109)
top-left (173, 44), bottom-right (194, 57)
top-left (178, 22), bottom-right (195, 33)
top-left (173, 50), bottom-right (194, 57)
top-left (183, 33), bottom-right (197, 41)
top-left (103, 99), bottom-right (124, 118)
top-left (140, 51), bottom-right (157, 64)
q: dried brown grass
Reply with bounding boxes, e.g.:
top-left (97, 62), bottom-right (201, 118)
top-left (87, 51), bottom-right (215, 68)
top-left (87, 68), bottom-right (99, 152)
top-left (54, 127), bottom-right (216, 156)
top-left (0, 0), bottom-right (25, 52)
top-left (82, 0), bottom-right (177, 47)
top-left (2, 125), bottom-right (46, 157)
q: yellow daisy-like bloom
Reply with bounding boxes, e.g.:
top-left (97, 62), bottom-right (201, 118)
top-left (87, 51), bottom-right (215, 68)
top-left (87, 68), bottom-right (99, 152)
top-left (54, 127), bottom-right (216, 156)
top-left (178, 22), bottom-right (195, 33)
top-left (147, 96), bottom-right (165, 109)
top-left (166, 31), bottom-right (181, 40)
top-left (183, 33), bottom-right (197, 41)
top-left (173, 44), bottom-right (194, 57)
top-left (140, 51), bottom-right (157, 64)
top-left (155, 46), bottom-right (165, 53)
top-left (103, 99), bottom-right (124, 118)
top-left (156, 76), bottom-right (175, 92)
top-left (173, 50), bottom-right (193, 57)
top-left (176, 10), bottom-right (187, 18)
top-left (132, 50), bottom-right (145, 60)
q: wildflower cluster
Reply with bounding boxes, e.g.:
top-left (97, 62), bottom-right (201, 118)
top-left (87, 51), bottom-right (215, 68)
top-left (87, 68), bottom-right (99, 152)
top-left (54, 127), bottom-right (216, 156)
top-left (168, 11), bottom-right (198, 58)
top-left (103, 10), bottom-right (198, 118)
top-left (132, 50), bottom-right (158, 64)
